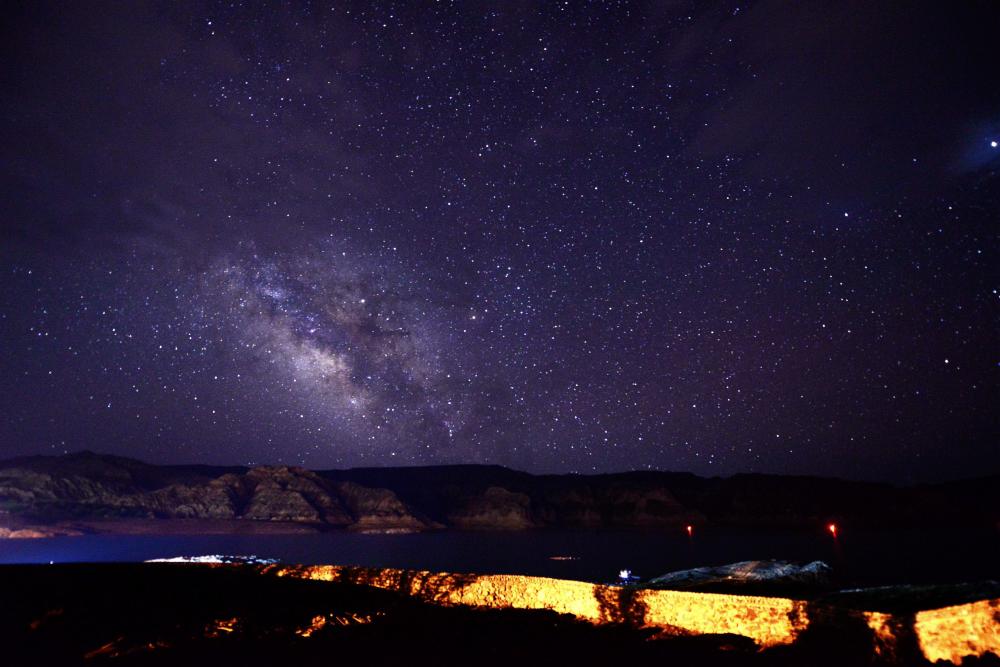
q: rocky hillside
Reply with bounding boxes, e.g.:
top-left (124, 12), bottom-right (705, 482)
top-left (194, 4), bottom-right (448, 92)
top-left (0, 453), bottom-right (434, 533)
top-left (0, 452), bottom-right (996, 534)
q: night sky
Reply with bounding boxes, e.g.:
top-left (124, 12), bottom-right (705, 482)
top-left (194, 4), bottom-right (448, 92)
top-left (1, 2), bottom-right (997, 481)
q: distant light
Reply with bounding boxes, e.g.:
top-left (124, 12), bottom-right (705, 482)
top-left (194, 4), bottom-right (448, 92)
top-left (992, 140), bottom-right (998, 148)
top-left (686, 524), bottom-right (693, 537)
top-left (828, 523), bottom-right (838, 537)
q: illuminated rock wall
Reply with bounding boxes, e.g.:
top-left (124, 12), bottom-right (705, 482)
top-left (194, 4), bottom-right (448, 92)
top-left (915, 598), bottom-right (1000, 664)
top-left (268, 564), bottom-right (809, 647)
top-left (266, 564), bottom-right (999, 664)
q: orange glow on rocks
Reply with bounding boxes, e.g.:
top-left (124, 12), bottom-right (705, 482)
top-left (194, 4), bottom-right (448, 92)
top-left (862, 611), bottom-right (900, 661)
top-left (83, 638), bottom-right (125, 659)
top-left (83, 637), bottom-right (172, 660)
top-left (206, 617), bottom-right (238, 638)
top-left (262, 564), bottom-right (999, 663)
top-left (295, 611), bottom-right (377, 637)
top-left (268, 564), bottom-right (810, 648)
top-left (915, 599), bottom-right (1000, 664)
top-left (296, 615), bottom-right (328, 637)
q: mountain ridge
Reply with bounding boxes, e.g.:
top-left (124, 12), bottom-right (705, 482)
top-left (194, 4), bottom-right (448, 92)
top-left (0, 451), bottom-right (996, 536)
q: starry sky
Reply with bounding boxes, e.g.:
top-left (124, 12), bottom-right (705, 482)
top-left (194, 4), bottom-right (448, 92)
top-left (1, 1), bottom-right (997, 481)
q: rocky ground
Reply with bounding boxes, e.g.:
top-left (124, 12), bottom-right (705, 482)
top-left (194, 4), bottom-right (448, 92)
top-left (5, 563), bottom-right (996, 666)
top-left (1, 451), bottom-right (996, 536)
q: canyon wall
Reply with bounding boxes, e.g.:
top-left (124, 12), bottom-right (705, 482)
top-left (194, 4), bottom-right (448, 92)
top-left (2, 451), bottom-right (996, 532)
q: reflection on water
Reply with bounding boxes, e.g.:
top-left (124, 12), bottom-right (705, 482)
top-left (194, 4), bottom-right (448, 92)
top-left (0, 528), bottom-right (996, 585)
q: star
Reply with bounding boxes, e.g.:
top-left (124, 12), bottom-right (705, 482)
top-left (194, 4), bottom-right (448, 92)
top-left (0, 1), bottom-right (995, 481)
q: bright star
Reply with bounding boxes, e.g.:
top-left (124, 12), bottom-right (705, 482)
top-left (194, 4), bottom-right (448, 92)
top-left (991, 140), bottom-right (998, 148)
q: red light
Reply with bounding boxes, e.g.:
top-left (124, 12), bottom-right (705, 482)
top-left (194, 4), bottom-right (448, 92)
top-left (828, 523), bottom-right (838, 537)
top-left (686, 525), bottom-right (693, 537)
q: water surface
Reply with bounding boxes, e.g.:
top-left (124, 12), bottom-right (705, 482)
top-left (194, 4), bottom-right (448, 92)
top-left (1, 528), bottom-right (995, 586)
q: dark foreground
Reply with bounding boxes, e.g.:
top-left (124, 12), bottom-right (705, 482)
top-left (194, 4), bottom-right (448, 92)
top-left (2, 564), bottom-right (998, 666)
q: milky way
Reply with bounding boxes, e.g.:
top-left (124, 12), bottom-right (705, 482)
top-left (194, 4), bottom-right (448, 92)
top-left (1, 1), bottom-right (997, 480)
top-left (206, 244), bottom-right (468, 459)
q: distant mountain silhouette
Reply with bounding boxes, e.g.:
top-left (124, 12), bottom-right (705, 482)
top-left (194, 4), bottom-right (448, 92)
top-left (0, 451), bottom-right (996, 534)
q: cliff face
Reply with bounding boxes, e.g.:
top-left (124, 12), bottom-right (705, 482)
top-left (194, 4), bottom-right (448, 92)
top-left (0, 451), bottom-right (996, 533)
top-left (447, 486), bottom-right (537, 529)
top-left (333, 481), bottom-right (438, 532)
top-left (237, 467), bottom-right (354, 526)
top-left (0, 454), bottom-right (431, 532)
